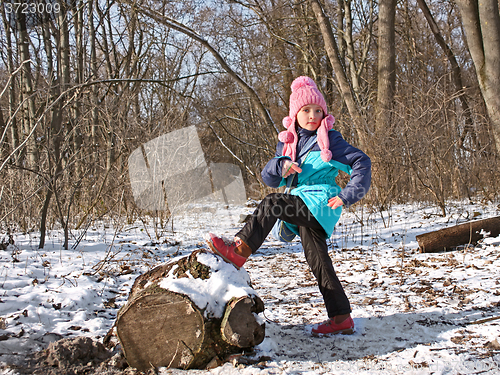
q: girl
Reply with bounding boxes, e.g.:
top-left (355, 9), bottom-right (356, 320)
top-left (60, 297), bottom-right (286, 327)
top-left (207, 76), bottom-right (371, 335)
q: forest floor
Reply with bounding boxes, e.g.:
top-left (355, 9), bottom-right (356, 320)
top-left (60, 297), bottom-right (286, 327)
top-left (1, 199), bottom-right (500, 374)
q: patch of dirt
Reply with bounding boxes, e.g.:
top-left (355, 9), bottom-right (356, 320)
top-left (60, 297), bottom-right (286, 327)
top-left (2, 336), bottom-right (154, 375)
top-left (42, 336), bottom-right (111, 368)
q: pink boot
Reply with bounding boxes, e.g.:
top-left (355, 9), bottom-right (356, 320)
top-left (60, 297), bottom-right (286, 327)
top-left (206, 233), bottom-right (247, 269)
top-left (312, 316), bottom-right (354, 336)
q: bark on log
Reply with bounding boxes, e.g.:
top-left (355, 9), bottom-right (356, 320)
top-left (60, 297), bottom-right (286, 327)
top-left (416, 216), bottom-right (500, 253)
top-left (115, 249), bottom-right (265, 371)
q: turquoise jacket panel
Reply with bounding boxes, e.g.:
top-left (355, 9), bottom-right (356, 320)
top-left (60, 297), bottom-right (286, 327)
top-left (261, 127), bottom-right (371, 237)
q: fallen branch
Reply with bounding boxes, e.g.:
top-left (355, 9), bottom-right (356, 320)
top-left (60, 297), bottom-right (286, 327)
top-left (467, 316), bottom-right (500, 325)
top-left (416, 216), bottom-right (500, 253)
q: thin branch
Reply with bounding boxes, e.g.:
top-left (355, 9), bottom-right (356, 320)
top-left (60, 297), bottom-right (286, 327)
top-left (206, 122), bottom-right (255, 176)
top-left (0, 77), bottom-right (206, 172)
top-left (119, 0), bottom-right (279, 134)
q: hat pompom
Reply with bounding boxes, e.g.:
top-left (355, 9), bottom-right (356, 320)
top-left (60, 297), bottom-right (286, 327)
top-left (324, 114), bottom-right (335, 130)
top-left (282, 116), bottom-right (294, 129)
top-left (321, 149), bottom-right (332, 162)
top-left (290, 76), bottom-right (317, 92)
top-left (278, 131), bottom-right (294, 143)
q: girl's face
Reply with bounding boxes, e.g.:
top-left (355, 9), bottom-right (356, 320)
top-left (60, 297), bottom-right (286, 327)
top-left (296, 104), bottom-right (324, 131)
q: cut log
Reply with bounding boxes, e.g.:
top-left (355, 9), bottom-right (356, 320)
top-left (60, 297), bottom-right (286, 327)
top-left (221, 296), bottom-right (265, 348)
top-left (115, 249), bottom-right (265, 371)
top-left (416, 215), bottom-right (500, 253)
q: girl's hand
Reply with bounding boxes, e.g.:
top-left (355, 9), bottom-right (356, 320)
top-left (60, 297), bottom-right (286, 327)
top-left (327, 196), bottom-right (344, 210)
top-left (282, 160), bottom-right (302, 178)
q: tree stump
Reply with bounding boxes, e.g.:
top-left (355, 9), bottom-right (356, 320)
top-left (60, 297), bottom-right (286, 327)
top-left (115, 249), bottom-right (265, 371)
top-left (416, 215), bottom-right (500, 253)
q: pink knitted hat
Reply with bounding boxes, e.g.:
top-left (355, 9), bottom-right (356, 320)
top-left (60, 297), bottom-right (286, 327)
top-left (278, 76), bottom-right (335, 162)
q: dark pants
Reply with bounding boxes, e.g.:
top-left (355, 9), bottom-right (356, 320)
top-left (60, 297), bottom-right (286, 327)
top-left (236, 193), bottom-right (351, 318)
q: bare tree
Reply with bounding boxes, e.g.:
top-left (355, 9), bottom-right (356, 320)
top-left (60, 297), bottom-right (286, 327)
top-left (455, 0), bottom-right (500, 153)
top-left (375, 0), bottom-right (396, 134)
top-left (16, 9), bottom-right (38, 168)
top-left (417, 0), bottom-right (476, 149)
top-left (123, 1), bottom-right (279, 134)
top-left (342, 0), bottom-right (374, 104)
top-left (310, 0), bottom-right (368, 149)
top-left (0, 4), bottom-right (19, 156)
top-left (1, 0), bottom-right (500, 241)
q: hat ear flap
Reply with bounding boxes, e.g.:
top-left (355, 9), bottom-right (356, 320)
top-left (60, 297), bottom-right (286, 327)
top-left (324, 114), bottom-right (335, 130)
top-left (317, 116), bottom-right (333, 162)
top-left (281, 116), bottom-right (298, 161)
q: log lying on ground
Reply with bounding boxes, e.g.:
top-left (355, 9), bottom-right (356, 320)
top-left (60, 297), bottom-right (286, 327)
top-left (416, 215), bottom-right (500, 253)
top-left (115, 249), bottom-right (265, 371)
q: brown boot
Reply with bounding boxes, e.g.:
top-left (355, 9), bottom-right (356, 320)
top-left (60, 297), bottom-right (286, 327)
top-left (234, 237), bottom-right (252, 258)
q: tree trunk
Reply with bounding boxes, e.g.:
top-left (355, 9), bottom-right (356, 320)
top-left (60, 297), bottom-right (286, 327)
top-left (416, 216), bottom-right (500, 253)
top-left (375, 0), bottom-right (396, 134)
top-left (116, 250), bottom-right (265, 371)
top-left (72, 0), bottom-right (84, 178)
top-left (38, 189), bottom-right (53, 249)
top-left (38, 3), bottom-right (58, 250)
top-left (0, 6), bottom-right (19, 156)
top-left (455, 0), bottom-right (500, 153)
top-left (16, 9), bottom-right (38, 168)
top-left (89, 0), bottom-right (99, 163)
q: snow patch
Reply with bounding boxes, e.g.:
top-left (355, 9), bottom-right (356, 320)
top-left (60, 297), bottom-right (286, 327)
top-left (2, 201), bottom-right (500, 374)
top-left (158, 252), bottom-right (256, 318)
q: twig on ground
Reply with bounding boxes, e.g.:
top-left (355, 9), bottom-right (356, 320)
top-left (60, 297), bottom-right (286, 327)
top-left (467, 316), bottom-right (500, 325)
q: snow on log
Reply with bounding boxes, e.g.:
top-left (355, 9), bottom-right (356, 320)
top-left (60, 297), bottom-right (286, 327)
top-left (115, 249), bottom-right (265, 371)
top-left (416, 215), bottom-right (500, 253)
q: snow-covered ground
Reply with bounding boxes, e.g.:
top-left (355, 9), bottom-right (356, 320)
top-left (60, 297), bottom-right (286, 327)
top-left (1, 199), bottom-right (500, 374)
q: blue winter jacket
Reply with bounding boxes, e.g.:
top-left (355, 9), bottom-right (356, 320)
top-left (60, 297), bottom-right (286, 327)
top-left (261, 127), bottom-right (371, 237)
